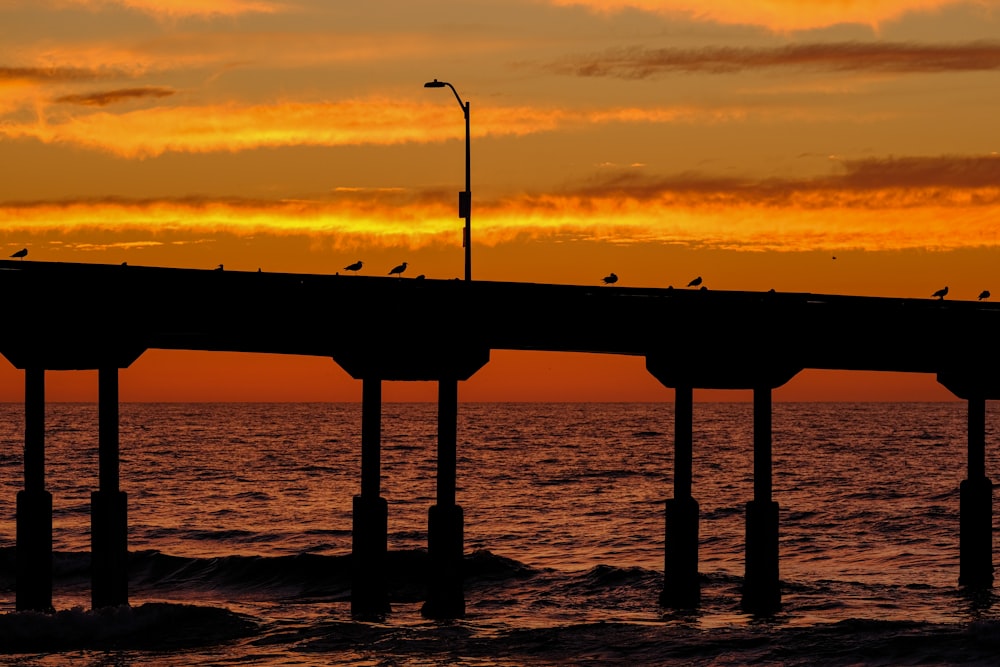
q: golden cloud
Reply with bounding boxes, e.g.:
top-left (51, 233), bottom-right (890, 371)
top-left (549, 0), bottom-right (981, 31)
top-left (0, 197), bottom-right (462, 249)
top-left (2, 96), bottom-right (850, 157)
top-left (3, 158), bottom-right (999, 254)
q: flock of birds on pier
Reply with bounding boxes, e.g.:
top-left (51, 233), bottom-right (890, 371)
top-left (4, 247), bottom-right (995, 301)
top-left (334, 261), bottom-right (991, 302)
top-left (340, 260), bottom-right (424, 279)
top-left (930, 285), bottom-right (991, 301)
top-left (602, 271), bottom-right (986, 301)
top-left (601, 272), bottom-right (711, 291)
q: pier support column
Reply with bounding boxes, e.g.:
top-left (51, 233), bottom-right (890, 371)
top-left (960, 395), bottom-right (993, 588)
top-left (743, 386), bottom-right (780, 614)
top-left (423, 378), bottom-right (466, 619)
top-left (91, 367), bottom-right (129, 609)
top-left (351, 377), bottom-right (390, 619)
top-left (16, 367), bottom-right (53, 613)
top-left (661, 385), bottom-right (700, 608)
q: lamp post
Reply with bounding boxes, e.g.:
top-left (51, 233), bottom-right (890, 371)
top-left (424, 79), bottom-right (471, 281)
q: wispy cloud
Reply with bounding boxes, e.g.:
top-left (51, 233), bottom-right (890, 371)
top-left (2, 100), bottom-right (470, 157)
top-left (1, 96), bottom-right (873, 157)
top-left (47, 0), bottom-right (280, 19)
top-left (7, 29), bottom-right (504, 78)
top-left (544, 41), bottom-right (1000, 78)
top-left (548, 0), bottom-right (979, 32)
top-left (55, 86), bottom-right (175, 106)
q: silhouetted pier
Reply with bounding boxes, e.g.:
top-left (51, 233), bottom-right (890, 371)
top-left (2, 259), bottom-right (996, 618)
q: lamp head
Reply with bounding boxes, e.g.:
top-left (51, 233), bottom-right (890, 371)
top-left (424, 79), bottom-right (447, 88)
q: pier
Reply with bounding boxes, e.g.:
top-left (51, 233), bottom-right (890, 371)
top-left (1, 259), bottom-right (995, 617)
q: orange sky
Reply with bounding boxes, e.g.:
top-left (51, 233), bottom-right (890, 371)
top-left (2, 0), bottom-right (999, 402)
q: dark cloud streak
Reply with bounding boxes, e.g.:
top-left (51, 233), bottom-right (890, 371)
top-left (546, 41), bottom-right (1000, 78)
top-left (837, 155), bottom-right (1000, 189)
top-left (55, 87), bottom-right (175, 107)
top-left (3, 156), bottom-right (998, 212)
top-left (0, 66), bottom-right (105, 82)
top-left (562, 155), bottom-right (1000, 206)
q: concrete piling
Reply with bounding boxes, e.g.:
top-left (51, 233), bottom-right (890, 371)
top-left (742, 387), bottom-right (780, 613)
top-left (959, 395), bottom-right (993, 587)
top-left (351, 377), bottom-right (390, 618)
top-left (16, 367), bottom-right (52, 613)
top-left (423, 378), bottom-right (466, 618)
top-left (91, 367), bottom-right (129, 609)
top-left (661, 386), bottom-right (701, 608)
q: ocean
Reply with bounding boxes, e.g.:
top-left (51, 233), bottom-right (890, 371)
top-left (1, 401), bottom-right (999, 665)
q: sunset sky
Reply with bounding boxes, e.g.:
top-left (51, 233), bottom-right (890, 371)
top-left (2, 0), bottom-right (999, 402)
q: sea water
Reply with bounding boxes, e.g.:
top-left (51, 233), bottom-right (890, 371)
top-left (1, 402), bottom-right (1000, 665)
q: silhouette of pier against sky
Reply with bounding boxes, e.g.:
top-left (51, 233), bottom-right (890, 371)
top-left (1, 259), bottom-right (996, 619)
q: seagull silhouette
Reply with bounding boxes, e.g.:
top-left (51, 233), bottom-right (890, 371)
top-left (602, 272), bottom-right (618, 285)
top-left (389, 261), bottom-right (407, 277)
top-left (215, 264), bottom-right (224, 271)
top-left (344, 260), bottom-right (363, 273)
top-left (10, 248), bottom-right (27, 260)
top-left (687, 276), bottom-right (702, 287)
top-left (979, 290), bottom-right (991, 301)
top-left (932, 286), bottom-right (948, 300)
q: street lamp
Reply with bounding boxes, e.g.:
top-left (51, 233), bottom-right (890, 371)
top-left (424, 78), bottom-right (471, 281)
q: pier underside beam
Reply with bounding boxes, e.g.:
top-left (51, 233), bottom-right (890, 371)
top-left (16, 367), bottom-right (53, 613)
top-left (423, 378), bottom-right (466, 619)
top-left (645, 355), bottom-right (798, 610)
top-left (337, 348), bottom-right (488, 619)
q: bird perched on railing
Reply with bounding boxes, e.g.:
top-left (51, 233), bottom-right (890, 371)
top-left (10, 248), bottom-right (27, 260)
top-left (215, 264), bottom-right (224, 271)
top-left (932, 286), bottom-right (948, 299)
top-left (389, 261), bottom-right (407, 277)
top-left (602, 272), bottom-right (618, 285)
top-left (687, 276), bottom-right (703, 287)
top-left (979, 290), bottom-right (991, 301)
top-left (344, 260), bottom-right (363, 273)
